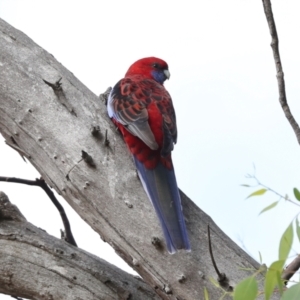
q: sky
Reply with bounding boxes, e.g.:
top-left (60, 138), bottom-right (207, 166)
top-left (1, 0), bottom-right (300, 298)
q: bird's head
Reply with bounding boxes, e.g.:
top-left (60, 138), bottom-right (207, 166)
top-left (125, 57), bottom-right (170, 84)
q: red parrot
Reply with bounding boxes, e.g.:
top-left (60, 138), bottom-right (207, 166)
top-left (107, 57), bottom-right (190, 253)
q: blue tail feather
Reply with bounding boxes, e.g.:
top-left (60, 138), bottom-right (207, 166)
top-left (134, 157), bottom-right (190, 253)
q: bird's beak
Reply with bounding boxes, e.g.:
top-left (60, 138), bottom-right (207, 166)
top-left (164, 69), bottom-right (170, 80)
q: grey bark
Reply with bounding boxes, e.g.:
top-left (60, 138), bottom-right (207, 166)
top-left (261, 0), bottom-right (300, 145)
top-left (0, 191), bottom-right (160, 300)
top-left (0, 18), bottom-right (275, 299)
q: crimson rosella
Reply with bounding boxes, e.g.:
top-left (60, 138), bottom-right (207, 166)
top-left (107, 57), bottom-right (190, 253)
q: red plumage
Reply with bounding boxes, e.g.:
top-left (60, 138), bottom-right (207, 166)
top-left (111, 78), bottom-right (174, 169)
top-left (108, 57), bottom-right (190, 253)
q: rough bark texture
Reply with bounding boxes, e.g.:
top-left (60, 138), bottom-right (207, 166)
top-left (0, 18), bottom-right (275, 299)
top-left (0, 191), bottom-right (160, 300)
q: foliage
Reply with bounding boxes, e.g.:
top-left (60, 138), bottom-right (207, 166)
top-left (205, 177), bottom-right (300, 299)
top-left (233, 276), bottom-right (258, 300)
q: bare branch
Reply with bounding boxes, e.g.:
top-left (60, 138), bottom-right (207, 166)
top-left (0, 177), bottom-right (77, 247)
top-left (208, 225), bottom-right (233, 292)
top-left (282, 254), bottom-right (300, 284)
top-left (262, 0), bottom-right (300, 144)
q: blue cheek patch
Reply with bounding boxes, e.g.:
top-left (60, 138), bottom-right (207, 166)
top-left (151, 70), bottom-right (166, 84)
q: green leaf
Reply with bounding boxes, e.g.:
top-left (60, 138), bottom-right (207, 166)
top-left (209, 277), bottom-right (220, 288)
top-left (246, 188), bottom-right (267, 199)
top-left (259, 263), bottom-right (267, 275)
top-left (276, 267), bottom-right (284, 295)
top-left (279, 222), bottom-right (293, 262)
top-left (241, 184), bottom-right (251, 187)
top-left (293, 188), bottom-right (300, 201)
top-left (203, 287), bottom-right (209, 300)
top-left (264, 260), bottom-right (285, 300)
top-left (296, 218), bottom-right (300, 243)
top-left (281, 282), bottom-right (300, 299)
top-left (233, 276), bottom-right (257, 300)
top-left (258, 201), bottom-right (278, 215)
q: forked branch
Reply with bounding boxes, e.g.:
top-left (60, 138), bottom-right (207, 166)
top-left (0, 176), bottom-right (77, 246)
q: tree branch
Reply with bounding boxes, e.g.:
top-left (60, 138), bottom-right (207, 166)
top-left (0, 17), bottom-right (274, 299)
top-left (0, 191), bottom-right (160, 300)
top-left (282, 254), bottom-right (300, 284)
top-left (0, 176), bottom-right (77, 247)
top-left (262, 0), bottom-right (300, 144)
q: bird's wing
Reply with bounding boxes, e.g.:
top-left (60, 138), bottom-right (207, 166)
top-left (108, 76), bottom-right (177, 154)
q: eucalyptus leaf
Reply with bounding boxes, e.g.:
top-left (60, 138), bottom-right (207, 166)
top-left (279, 222), bottom-right (293, 262)
top-left (259, 251), bottom-right (262, 264)
top-left (264, 260), bottom-right (285, 300)
top-left (296, 218), bottom-right (300, 243)
top-left (233, 276), bottom-right (257, 300)
top-left (259, 201), bottom-right (278, 215)
top-left (246, 188), bottom-right (267, 199)
top-left (281, 282), bottom-right (300, 299)
top-left (293, 188), bottom-right (300, 201)
top-left (204, 287), bottom-right (209, 300)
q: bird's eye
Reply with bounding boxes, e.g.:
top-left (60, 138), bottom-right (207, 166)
top-left (152, 63), bottom-right (159, 68)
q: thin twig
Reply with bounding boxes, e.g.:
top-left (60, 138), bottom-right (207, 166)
top-left (208, 225), bottom-right (222, 279)
top-left (0, 176), bottom-right (77, 247)
top-left (262, 0), bottom-right (300, 144)
top-left (207, 225), bottom-right (232, 292)
top-left (247, 174), bottom-right (300, 208)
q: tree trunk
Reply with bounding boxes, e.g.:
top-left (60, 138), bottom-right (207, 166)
top-left (0, 18), bottom-right (274, 299)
